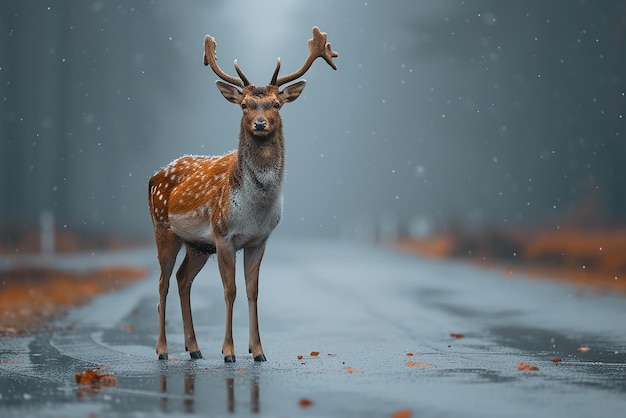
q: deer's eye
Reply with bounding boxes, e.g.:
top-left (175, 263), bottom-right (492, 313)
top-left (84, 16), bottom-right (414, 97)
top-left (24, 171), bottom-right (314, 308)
top-left (273, 102), bottom-right (280, 109)
top-left (241, 103), bottom-right (248, 109)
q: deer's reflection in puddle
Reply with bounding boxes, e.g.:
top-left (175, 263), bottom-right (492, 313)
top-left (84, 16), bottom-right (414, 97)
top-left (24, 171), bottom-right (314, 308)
top-left (225, 376), bottom-right (261, 414)
top-left (159, 365), bottom-right (260, 414)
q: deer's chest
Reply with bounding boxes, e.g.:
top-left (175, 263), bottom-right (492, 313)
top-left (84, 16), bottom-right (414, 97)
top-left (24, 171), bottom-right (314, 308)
top-left (226, 185), bottom-right (283, 248)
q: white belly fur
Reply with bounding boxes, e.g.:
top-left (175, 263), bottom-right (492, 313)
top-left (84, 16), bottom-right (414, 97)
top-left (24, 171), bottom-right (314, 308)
top-left (168, 212), bottom-right (216, 244)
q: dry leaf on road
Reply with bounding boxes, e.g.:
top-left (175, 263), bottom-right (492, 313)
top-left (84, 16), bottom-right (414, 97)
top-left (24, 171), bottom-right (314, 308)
top-left (406, 361), bottom-right (432, 367)
top-left (516, 362), bottom-right (539, 371)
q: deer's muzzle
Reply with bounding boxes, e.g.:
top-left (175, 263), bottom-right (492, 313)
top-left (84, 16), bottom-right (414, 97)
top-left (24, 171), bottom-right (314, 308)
top-left (254, 119), bottom-right (267, 131)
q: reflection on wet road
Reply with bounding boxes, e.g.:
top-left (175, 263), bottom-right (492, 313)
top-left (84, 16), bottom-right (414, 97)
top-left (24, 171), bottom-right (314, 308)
top-left (1, 240), bottom-right (626, 417)
top-left (157, 368), bottom-right (260, 415)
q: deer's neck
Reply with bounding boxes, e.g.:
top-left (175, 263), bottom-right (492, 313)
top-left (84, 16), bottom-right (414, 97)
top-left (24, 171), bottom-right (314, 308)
top-left (235, 129), bottom-right (285, 195)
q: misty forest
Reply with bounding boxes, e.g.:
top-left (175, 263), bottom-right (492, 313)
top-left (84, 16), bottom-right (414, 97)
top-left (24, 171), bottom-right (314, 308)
top-left (2, 1), bottom-right (625, 246)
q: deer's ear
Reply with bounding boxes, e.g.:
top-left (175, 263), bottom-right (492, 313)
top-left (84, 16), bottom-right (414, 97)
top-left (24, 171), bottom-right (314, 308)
top-left (280, 80), bottom-right (306, 103)
top-left (216, 81), bottom-right (243, 104)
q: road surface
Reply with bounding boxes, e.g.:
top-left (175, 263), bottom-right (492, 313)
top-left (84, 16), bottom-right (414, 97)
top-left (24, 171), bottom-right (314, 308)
top-left (1, 238), bottom-right (625, 417)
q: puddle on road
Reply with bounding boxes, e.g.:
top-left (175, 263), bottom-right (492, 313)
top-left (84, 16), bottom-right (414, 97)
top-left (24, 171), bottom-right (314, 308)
top-left (488, 325), bottom-right (626, 361)
top-left (486, 325), bottom-right (626, 393)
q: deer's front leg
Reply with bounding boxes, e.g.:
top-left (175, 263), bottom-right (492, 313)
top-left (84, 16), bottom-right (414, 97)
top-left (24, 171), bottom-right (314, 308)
top-left (244, 242), bottom-right (267, 362)
top-left (217, 240), bottom-right (237, 362)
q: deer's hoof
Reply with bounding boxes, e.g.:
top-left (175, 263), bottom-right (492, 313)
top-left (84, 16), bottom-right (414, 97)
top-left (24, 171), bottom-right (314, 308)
top-left (254, 354), bottom-right (267, 362)
top-left (190, 351), bottom-right (203, 359)
top-left (158, 353), bottom-right (169, 360)
top-left (224, 355), bottom-right (236, 363)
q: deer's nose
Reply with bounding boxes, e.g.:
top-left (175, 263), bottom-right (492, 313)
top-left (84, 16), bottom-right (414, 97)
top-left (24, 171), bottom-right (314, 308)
top-left (254, 120), bottom-right (267, 131)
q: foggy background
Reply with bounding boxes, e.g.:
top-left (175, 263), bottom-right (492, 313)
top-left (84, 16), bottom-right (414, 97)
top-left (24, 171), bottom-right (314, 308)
top-left (2, 0), bottom-right (625, 240)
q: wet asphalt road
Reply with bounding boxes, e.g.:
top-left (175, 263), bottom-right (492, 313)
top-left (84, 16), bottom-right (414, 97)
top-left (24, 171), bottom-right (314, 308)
top-left (1, 238), bottom-right (625, 417)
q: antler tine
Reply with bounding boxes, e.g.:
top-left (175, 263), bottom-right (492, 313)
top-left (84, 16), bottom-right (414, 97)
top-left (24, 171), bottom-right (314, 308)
top-left (270, 57), bottom-right (281, 86)
top-left (272, 26), bottom-right (339, 87)
top-left (203, 35), bottom-right (245, 88)
top-left (234, 60), bottom-right (251, 86)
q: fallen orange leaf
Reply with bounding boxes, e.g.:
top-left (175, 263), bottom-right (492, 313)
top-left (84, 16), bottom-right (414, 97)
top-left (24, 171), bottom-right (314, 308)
top-left (310, 351), bottom-right (320, 357)
top-left (297, 355), bottom-right (303, 360)
top-left (344, 366), bottom-right (359, 373)
top-left (516, 362), bottom-right (539, 371)
top-left (578, 346), bottom-right (591, 353)
top-left (75, 369), bottom-right (118, 387)
top-left (98, 374), bottom-right (118, 387)
top-left (391, 409), bottom-right (413, 418)
top-left (299, 398), bottom-right (313, 408)
top-left (406, 352), bottom-right (414, 356)
top-left (551, 358), bottom-right (562, 363)
top-left (450, 333), bottom-right (465, 339)
top-left (406, 361), bottom-right (432, 367)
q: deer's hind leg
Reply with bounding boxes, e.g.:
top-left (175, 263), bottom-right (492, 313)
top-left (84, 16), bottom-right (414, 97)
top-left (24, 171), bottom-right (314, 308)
top-left (155, 226), bottom-right (182, 360)
top-left (176, 244), bottom-right (210, 359)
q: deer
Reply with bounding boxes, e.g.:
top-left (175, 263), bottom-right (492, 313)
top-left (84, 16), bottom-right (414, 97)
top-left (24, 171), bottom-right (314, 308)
top-left (148, 27), bottom-right (338, 362)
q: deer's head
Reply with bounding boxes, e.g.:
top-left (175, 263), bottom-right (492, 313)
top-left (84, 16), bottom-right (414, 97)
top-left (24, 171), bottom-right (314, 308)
top-left (203, 27), bottom-right (338, 138)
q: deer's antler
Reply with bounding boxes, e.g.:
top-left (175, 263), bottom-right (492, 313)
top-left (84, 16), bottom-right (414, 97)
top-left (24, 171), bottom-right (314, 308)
top-left (271, 26), bottom-right (338, 87)
top-left (204, 35), bottom-right (250, 87)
